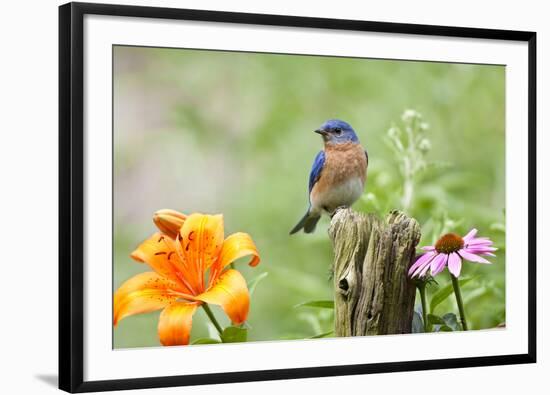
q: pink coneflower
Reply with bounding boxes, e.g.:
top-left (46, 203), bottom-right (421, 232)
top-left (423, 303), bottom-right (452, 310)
top-left (409, 229), bottom-right (496, 278)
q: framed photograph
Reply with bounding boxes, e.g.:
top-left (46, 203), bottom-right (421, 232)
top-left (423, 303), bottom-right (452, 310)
top-left (59, 2), bottom-right (536, 393)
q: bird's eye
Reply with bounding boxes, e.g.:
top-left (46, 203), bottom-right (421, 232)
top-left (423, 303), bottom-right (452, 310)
top-left (334, 128), bottom-right (342, 135)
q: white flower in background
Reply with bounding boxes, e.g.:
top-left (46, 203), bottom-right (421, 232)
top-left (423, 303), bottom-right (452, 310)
top-left (402, 109), bottom-right (419, 122)
top-left (419, 138), bottom-right (431, 153)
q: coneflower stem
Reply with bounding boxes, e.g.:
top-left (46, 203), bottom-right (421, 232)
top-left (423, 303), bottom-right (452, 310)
top-left (450, 273), bottom-right (468, 331)
top-left (202, 304), bottom-right (223, 336)
top-left (418, 283), bottom-right (429, 332)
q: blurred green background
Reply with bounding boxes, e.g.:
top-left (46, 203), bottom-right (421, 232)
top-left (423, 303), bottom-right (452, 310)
top-left (113, 45), bottom-right (505, 348)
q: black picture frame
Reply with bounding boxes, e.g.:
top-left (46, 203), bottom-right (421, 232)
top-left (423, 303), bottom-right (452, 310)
top-left (59, 2), bottom-right (537, 393)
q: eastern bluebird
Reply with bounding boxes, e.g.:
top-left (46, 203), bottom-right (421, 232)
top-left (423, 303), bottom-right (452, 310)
top-left (290, 119), bottom-right (368, 234)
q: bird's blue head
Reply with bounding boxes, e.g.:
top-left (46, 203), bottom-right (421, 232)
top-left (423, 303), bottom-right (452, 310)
top-left (315, 119), bottom-right (359, 145)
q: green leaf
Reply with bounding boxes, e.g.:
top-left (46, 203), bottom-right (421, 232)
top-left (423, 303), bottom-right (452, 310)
top-left (464, 286), bottom-right (492, 308)
top-left (429, 277), bottom-right (475, 313)
top-left (308, 330), bottom-right (334, 339)
top-left (427, 314), bottom-right (446, 325)
top-left (441, 313), bottom-right (460, 331)
top-left (247, 272), bottom-right (268, 297)
top-left (428, 313), bottom-right (459, 331)
top-left (294, 300), bottom-right (334, 309)
top-left (412, 311), bottom-right (424, 333)
top-left (191, 338), bottom-right (221, 345)
top-left (221, 326), bottom-right (248, 343)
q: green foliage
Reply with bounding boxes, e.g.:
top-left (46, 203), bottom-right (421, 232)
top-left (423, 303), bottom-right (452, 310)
top-left (192, 338), bottom-right (222, 345)
top-left (308, 331), bottom-right (334, 339)
top-left (386, 109), bottom-right (432, 212)
top-left (294, 300), bottom-right (334, 309)
top-left (293, 301), bottom-right (335, 337)
top-left (113, 46), bottom-right (505, 347)
top-left (248, 272), bottom-right (269, 296)
top-left (412, 311), bottom-right (425, 334)
top-left (221, 326), bottom-right (248, 343)
top-left (441, 313), bottom-right (460, 331)
top-left (430, 277), bottom-right (475, 314)
top-left (427, 313), bottom-right (460, 332)
top-left (427, 314), bottom-right (445, 325)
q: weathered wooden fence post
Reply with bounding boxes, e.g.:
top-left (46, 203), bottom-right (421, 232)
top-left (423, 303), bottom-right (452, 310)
top-left (329, 208), bottom-right (421, 336)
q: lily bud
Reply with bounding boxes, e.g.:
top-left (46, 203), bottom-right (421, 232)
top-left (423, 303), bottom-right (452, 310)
top-left (153, 209), bottom-right (186, 239)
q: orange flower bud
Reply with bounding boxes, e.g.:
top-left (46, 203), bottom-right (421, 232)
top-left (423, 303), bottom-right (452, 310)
top-left (153, 209), bottom-right (186, 238)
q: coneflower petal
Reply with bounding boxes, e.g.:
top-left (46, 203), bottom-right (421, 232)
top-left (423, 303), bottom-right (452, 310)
top-left (463, 228), bottom-right (478, 243)
top-left (465, 246), bottom-right (497, 255)
top-left (408, 252), bottom-right (436, 276)
top-left (447, 252), bottom-right (462, 277)
top-left (430, 254), bottom-right (448, 276)
top-left (418, 258), bottom-right (434, 277)
top-left (467, 238), bottom-right (493, 246)
top-left (459, 249), bottom-right (492, 264)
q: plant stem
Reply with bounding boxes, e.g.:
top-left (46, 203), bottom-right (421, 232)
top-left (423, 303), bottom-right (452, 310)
top-left (202, 303), bottom-right (223, 336)
top-left (418, 284), bottom-right (429, 332)
top-left (450, 273), bottom-right (468, 331)
top-left (401, 157), bottom-right (413, 212)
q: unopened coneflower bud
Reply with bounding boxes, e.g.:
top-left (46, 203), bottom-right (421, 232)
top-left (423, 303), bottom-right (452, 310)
top-left (153, 209), bottom-right (186, 238)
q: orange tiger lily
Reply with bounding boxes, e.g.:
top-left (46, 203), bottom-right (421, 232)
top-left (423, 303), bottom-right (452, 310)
top-left (114, 211), bottom-right (260, 346)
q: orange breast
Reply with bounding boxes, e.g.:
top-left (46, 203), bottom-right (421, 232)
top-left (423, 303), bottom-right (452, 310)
top-left (314, 142), bottom-right (367, 195)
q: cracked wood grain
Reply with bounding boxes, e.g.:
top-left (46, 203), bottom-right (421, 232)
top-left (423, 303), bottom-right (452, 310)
top-left (329, 208), bottom-right (420, 336)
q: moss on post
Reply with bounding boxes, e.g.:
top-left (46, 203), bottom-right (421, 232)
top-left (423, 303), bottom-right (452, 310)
top-left (329, 208), bottom-right (420, 336)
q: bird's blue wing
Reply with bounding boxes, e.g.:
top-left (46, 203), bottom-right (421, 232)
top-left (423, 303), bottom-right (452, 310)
top-left (308, 150), bottom-right (325, 193)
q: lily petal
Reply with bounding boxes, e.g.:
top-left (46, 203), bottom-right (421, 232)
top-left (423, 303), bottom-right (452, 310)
top-left (130, 233), bottom-right (192, 293)
top-left (196, 269), bottom-right (250, 324)
top-left (218, 232), bottom-right (260, 270)
top-left (114, 271), bottom-right (180, 326)
top-left (158, 302), bottom-right (199, 346)
top-left (179, 213), bottom-right (225, 275)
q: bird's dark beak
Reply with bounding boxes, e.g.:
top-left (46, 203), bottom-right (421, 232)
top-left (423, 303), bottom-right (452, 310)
top-left (314, 128), bottom-right (327, 136)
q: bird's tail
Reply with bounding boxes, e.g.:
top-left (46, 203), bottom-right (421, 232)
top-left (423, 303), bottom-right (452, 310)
top-left (289, 210), bottom-right (321, 235)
